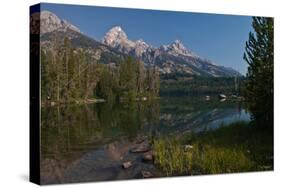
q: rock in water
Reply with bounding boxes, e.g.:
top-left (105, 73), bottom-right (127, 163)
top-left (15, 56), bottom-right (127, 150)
top-left (142, 151), bottom-right (154, 161)
top-left (131, 143), bottom-right (150, 153)
top-left (122, 161), bottom-right (132, 169)
top-left (135, 136), bottom-right (148, 144)
top-left (142, 97), bottom-right (147, 101)
top-left (218, 94), bottom-right (226, 99)
top-left (220, 98), bottom-right (226, 102)
top-left (141, 170), bottom-right (153, 178)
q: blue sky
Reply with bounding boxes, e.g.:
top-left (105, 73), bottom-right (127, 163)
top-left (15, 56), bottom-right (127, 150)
top-left (41, 3), bottom-right (252, 75)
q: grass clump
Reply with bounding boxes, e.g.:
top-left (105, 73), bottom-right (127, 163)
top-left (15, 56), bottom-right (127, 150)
top-left (153, 137), bottom-right (190, 176)
top-left (153, 138), bottom-right (254, 175)
top-left (153, 121), bottom-right (272, 176)
top-left (198, 146), bottom-right (254, 174)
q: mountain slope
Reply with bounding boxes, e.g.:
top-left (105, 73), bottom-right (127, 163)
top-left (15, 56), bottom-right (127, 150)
top-left (31, 11), bottom-right (81, 35)
top-left (34, 11), bottom-right (241, 77)
top-left (102, 26), bottom-right (241, 77)
top-left (36, 11), bottom-right (128, 64)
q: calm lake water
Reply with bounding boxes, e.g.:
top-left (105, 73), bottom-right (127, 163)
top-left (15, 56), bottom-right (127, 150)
top-left (40, 96), bottom-right (250, 184)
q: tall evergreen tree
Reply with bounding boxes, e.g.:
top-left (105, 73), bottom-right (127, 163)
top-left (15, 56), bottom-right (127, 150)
top-left (136, 61), bottom-right (145, 96)
top-left (50, 35), bottom-right (63, 103)
top-left (62, 37), bottom-right (71, 101)
top-left (152, 66), bottom-right (160, 96)
top-left (41, 49), bottom-right (50, 101)
top-left (244, 17), bottom-right (273, 129)
top-left (119, 57), bottom-right (137, 101)
top-left (96, 67), bottom-right (114, 101)
top-left (67, 48), bottom-right (76, 99)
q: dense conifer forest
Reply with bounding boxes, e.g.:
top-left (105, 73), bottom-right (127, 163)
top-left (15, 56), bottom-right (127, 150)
top-left (41, 38), bottom-right (160, 105)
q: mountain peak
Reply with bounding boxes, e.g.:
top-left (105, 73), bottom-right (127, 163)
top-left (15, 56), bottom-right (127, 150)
top-left (160, 39), bottom-right (197, 57)
top-left (135, 39), bottom-right (145, 43)
top-left (173, 39), bottom-right (183, 45)
top-left (102, 27), bottom-right (153, 56)
top-left (102, 26), bottom-right (128, 47)
top-left (41, 10), bottom-right (57, 18)
top-left (39, 13), bottom-right (241, 77)
top-left (111, 26), bottom-right (124, 32)
top-left (169, 39), bottom-right (187, 51)
top-left (31, 10), bottom-right (81, 35)
top-left (107, 26), bottom-right (126, 37)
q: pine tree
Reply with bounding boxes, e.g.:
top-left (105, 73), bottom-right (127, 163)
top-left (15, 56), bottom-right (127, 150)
top-left (152, 66), bottom-right (160, 96)
top-left (61, 37), bottom-right (71, 101)
top-left (50, 35), bottom-right (63, 104)
top-left (41, 49), bottom-right (50, 101)
top-left (77, 49), bottom-right (86, 99)
top-left (136, 61), bottom-right (145, 96)
top-left (119, 57), bottom-right (137, 101)
top-left (244, 17), bottom-right (273, 129)
top-left (67, 48), bottom-right (76, 99)
top-left (145, 68), bottom-right (152, 94)
top-left (96, 67), bottom-right (114, 101)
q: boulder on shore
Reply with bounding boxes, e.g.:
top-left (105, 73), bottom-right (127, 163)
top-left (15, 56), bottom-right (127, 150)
top-left (131, 142), bottom-right (151, 153)
top-left (141, 170), bottom-right (153, 178)
top-left (122, 161), bottom-right (132, 169)
top-left (142, 151), bottom-right (154, 161)
top-left (135, 136), bottom-right (148, 144)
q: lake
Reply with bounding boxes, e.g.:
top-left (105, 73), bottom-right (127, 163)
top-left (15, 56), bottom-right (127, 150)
top-left (40, 96), bottom-right (250, 184)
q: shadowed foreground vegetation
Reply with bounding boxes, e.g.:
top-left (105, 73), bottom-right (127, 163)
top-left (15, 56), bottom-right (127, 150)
top-left (153, 121), bottom-right (273, 176)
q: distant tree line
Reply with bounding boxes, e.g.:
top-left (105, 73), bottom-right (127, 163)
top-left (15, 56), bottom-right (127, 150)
top-left (160, 74), bottom-right (245, 96)
top-left (41, 37), bottom-right (160, 105)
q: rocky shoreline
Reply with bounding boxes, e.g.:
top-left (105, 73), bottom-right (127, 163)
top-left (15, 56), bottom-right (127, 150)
top-left (121, 136), bottom-right (156, 178)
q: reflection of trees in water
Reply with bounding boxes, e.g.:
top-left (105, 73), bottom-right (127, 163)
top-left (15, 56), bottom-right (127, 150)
top-left (157, 97), bottom-right (248, 134)
top-left (41, 97), bottom-right (245, 158)
top-left (41, 100), bottom-right (160, 157)
top-left (236, 102), bottom-right (242, 117)
top-left (40, 97), bottom-right (250, 184)
top-left (41, 100), bottom-right (160, 184)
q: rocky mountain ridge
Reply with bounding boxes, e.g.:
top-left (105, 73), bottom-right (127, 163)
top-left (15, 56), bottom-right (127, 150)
top-left (102, 26), bottom-right (240, 77)
top-left (31, 10), bottom-right (81, 35)
top-left (35, 11), bottom-right (241, 77)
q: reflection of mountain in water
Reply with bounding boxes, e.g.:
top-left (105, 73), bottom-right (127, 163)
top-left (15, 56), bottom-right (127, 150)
top-left (40, 96), bottom-right (250, 184)
top-left (158, 108), bottom-right (249, 135)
